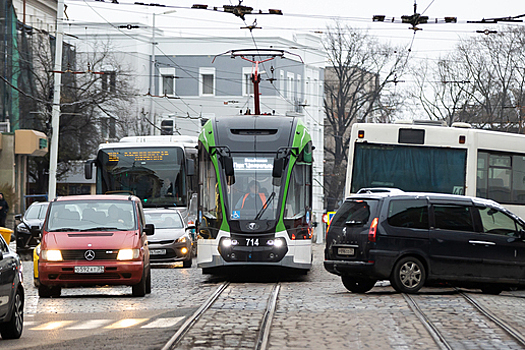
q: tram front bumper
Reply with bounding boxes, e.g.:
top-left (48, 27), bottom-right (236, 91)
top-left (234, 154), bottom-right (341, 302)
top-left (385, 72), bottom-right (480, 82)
top-left (218, 237), bottom-right (288, 262)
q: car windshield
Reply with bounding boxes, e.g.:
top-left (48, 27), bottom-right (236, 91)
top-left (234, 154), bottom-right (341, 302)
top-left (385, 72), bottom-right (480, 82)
top-left (46, 200), bottom-right (136, 231)
top-left (25, 203), bottom-right (49, 220)
top-left (145, 211), bottom-right (184, 229)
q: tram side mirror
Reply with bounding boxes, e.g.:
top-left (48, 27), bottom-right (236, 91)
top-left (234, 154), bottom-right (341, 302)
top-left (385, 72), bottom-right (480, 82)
top-left (222, 156), bottom-right (234, 177)
top-left (273, 158), bottom-right (284, 178)
top-left (85, 159), bottom-right (94, 180)
top-left (186, 159), bottom-right (195, 176)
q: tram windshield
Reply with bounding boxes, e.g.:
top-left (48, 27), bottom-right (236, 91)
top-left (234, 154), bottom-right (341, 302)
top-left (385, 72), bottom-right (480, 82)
top-left (96, 147), bottom-right (187, 208)
top-left (228, 156), bottom-right (281, 221)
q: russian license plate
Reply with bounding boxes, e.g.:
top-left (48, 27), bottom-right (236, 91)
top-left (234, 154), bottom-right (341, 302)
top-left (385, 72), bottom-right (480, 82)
top-left (74, 266), bottom-right (104, 274)
top-left (338, 247), bottom-right (355, 256)
top-left (150, 249), bottom-right (167, 256)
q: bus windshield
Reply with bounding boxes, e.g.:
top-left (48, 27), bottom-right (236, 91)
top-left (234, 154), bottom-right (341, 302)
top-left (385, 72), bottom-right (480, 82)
top-left (228, 156), bottom-right (281, 221)
top-left (96, 147), bottom-right (187, 208)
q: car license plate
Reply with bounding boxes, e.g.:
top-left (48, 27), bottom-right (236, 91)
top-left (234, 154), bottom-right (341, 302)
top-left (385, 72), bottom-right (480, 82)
top-left (150, 249), bottom-right (166, 256)
top-left (74, 266), bottom-right (104, 274)
top-left (338, 247), bottom-right (355, 256)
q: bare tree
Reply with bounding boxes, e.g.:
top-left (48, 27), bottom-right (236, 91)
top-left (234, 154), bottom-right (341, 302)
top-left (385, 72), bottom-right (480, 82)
top-left (323, 22), bottom-right (408, 210)
top-left (414, 26), bottom-right (525, 131)
top-left (16, 32), bottom-right (139, 194)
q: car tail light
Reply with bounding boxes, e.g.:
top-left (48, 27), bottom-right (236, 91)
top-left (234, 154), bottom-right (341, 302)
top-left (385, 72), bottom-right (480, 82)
top-left (368, 218), bottom-right (378, 242)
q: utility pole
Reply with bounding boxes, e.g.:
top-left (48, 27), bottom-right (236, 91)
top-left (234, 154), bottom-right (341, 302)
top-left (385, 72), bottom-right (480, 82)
top-left (48, 0), bottom-right (64, 199)
top-left (149, 9), bottom-right (176, 136)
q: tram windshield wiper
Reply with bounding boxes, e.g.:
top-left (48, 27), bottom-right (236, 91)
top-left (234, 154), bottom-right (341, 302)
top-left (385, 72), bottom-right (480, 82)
top-left (255, 192), bottom-right (275, 220)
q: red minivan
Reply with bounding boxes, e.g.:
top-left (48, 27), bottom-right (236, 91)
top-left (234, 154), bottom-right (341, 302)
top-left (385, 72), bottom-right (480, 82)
top-left (38, 195), bottom-right (153, 298)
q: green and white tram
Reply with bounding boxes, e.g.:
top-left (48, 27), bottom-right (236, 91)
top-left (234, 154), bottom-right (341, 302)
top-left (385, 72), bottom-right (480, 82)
top-left (196, 115), bottom-right (314, 274)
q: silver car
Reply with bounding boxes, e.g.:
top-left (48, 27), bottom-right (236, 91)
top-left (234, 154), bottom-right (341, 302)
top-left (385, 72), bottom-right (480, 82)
top-left (144, 209), bottom-right (193, 267)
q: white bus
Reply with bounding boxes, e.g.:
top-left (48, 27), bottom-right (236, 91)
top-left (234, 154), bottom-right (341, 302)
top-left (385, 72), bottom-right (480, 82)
top-left (346, 121), bottom-right (525, 218)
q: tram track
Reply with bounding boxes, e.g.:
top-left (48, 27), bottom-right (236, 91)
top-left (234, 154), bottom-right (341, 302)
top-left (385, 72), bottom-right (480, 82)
top-left (161, 281), bottom-right (281, 350)
top-left (404, 289), bottom-right (525, 349)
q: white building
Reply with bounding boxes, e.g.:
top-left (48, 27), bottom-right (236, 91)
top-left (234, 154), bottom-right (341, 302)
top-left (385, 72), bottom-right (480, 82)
top-left (67, 22), bottom-right (326, 240)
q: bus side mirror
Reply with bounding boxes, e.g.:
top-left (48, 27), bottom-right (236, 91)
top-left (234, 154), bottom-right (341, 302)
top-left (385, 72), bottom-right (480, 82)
top-left (85, 159), bottom-right (95, 180)
top-left (222, 156), bottom-right (234, 177)
top-left (273, 158), bottom-right (284, 178)
top-left (186, 159), bottom-right (195, 176)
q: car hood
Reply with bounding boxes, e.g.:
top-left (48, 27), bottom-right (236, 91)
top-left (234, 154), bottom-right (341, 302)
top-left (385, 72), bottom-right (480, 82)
top-left (149, 228), bottom-right (186, 242)
top-left (42, 231), bottom-right (138, 250)
top-left (21, 218), bottom-right (45, 228)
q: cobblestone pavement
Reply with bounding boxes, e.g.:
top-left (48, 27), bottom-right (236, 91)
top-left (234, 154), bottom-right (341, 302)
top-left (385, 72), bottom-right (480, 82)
top-left (5, 242), bottom-right (525, 349)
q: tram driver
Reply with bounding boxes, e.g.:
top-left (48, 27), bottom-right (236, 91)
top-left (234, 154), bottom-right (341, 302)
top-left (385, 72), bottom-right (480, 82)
top-left (235, 180), bottom-right (267, 210)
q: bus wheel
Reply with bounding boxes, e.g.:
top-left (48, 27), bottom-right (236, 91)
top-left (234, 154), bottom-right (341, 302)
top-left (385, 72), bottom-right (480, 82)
top-left (341, 276), bottom-right (376, 293)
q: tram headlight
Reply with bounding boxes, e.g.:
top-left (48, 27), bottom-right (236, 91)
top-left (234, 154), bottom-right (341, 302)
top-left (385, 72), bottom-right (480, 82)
top-left (222, 238), bottom-right (232, 247)
top-left (267, 238), bottom-right (285, 248)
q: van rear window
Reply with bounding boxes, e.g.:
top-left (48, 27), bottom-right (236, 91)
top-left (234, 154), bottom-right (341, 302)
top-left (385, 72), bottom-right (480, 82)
top-left (331, 200), bottom-right (378, 227)
top-left (388, 199), bottom-right (428, 229)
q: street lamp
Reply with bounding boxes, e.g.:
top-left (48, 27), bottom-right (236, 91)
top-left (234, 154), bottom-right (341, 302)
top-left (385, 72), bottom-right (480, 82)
top-left (149, 9), bottom-right (176, 135)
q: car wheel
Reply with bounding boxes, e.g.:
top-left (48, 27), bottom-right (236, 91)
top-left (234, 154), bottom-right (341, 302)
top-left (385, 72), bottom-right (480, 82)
top-left (341, 276), bottom-right (376, 293)
top-left (132, 270), bottom-right (147, 297)
top-left (146, 268), bottom-right (151, 294)
top-left (183, 258), bottom-right (192, 268)
top-left (481, 285), bottom-right (503, 295)
top-left (390, 256), bottom-right (426, 294)
top-left (0, 287), bottom-right (24, 339)
top-left (38, 285), bottom-right (61, 298)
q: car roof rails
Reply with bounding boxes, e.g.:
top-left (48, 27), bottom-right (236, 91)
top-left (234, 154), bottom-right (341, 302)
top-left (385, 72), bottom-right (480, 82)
top-left (356, 188), bottom-right (405, 195)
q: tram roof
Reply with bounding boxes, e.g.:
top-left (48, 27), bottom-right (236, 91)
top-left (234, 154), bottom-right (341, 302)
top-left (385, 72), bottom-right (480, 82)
top-left (210, 114), bottom-right (300, 153)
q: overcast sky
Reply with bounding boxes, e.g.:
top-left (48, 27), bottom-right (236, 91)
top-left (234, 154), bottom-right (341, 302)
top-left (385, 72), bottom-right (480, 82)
top-left (63, 0), bottom-right (525, 58)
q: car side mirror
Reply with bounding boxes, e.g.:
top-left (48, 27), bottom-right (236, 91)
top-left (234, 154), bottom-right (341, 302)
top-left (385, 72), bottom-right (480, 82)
top-left (186, 224), bottom-right (196, 232)
top-left (144, 224), bottom-right (155, 236)
top-left (85, 159), bottom-right (95, 180)
top-left (15, 214), bottom-right (22, 221)
top-left (519, 229), bottom-right (525, 240)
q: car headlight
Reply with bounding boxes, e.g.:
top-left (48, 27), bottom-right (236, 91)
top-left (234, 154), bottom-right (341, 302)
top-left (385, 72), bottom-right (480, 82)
top-left (175, 236), bottom-right (187, 243)
top-left (117, 249), bottom-right (140, 260)
top-left (41, 249), bottom-right (63, 261)
top-left (17, 225), bottom-right (30, 234)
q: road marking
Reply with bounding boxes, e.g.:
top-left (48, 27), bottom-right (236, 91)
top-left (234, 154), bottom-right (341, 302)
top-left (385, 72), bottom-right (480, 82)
top-left (66, 319), bottom-right (113, 330)
top-left (31, 321), bottom-right (75, 330)
top-left (105, 318), bottom-right (148, 329)
top-left (141, 317), bottom-right (184, 328)
top-left (23, 321), bottom-right (36, 326)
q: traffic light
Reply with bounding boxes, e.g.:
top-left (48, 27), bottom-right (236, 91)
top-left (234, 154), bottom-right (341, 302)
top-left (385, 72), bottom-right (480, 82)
top-left (161, 119), bottom-right (174, 135)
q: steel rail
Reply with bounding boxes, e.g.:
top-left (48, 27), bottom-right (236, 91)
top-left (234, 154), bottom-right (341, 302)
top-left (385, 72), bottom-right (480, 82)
top-left (403, 293), bottom-right (453, 350)
top-left (459, 291), bottom-right (525, 347)
top-left (255, 283), bottom-right (281, 350)
top-left (161, 281), bottom-right (230, 350)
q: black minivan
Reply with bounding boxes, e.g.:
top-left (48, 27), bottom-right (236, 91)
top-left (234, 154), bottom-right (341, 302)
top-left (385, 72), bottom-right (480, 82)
top-left (324, 189), bottom-right (525, 294)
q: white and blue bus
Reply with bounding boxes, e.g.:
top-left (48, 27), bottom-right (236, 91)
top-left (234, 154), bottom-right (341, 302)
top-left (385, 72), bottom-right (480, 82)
top-left (346, 121), bottom-right (525, 218)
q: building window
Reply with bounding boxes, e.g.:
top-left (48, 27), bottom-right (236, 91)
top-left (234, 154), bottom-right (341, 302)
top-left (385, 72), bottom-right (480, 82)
top-left (101, 71), bottom-right (116, 93)
top-left (200, 67), bottom-right (216, 96)
top-left (287, 72), bottom-right (295, 100)
top-left (243, 67), bottom-right (254, 96)
top-left (159, 68), bottom-right (176, 96)
top-left (280, 70), bottom-right (285, 94)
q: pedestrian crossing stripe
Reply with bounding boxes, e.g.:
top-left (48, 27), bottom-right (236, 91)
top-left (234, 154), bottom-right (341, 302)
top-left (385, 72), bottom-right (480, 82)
top-left (28, 317), bottom-right (184, 331)
top-left (140, 317), bottom-right (184, 329)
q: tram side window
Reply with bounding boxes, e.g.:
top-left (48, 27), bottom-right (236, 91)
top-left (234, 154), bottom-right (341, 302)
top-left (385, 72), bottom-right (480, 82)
top-left (199, 147), bottom-right (221, 236)
top-left (285, 162), bottom-right (307, 219)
